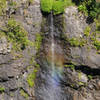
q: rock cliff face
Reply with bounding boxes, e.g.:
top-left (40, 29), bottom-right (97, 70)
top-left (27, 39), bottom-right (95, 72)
top-left (0, 0), bottom-right (42, 100)
top-left (62, 6), bottom-right (100, 100)
top-left (0, 0), bottom-right (100, 100)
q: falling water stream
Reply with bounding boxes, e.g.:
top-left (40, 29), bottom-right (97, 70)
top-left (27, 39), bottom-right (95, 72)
top-left (50, 12), bottom-right (55, 72)
top-left (35, 12), bottom-right (69, 100)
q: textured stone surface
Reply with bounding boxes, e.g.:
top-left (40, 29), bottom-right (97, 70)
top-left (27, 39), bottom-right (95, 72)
top-left (63, 6), bottom-right (100, 100)
top-left (64, 6), bottom-right (100, 69)
top-left (0, 0), bottom-right (42, 100)
top-left (64, 6), bottom-right (88, 38)
top-left (0, 37), bottom-right (11, 54)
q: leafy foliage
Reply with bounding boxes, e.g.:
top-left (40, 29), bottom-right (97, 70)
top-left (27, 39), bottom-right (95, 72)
top-left (40, 0), bottom-right (66, 15)
top-left (68, 38), bottom-right (86, 47)
top-left (78, 0), bottom-right (100, 19)
top-left (53, 0), bottom-right (65, 15)
top-left (40, 0), bottom-right (53, 13)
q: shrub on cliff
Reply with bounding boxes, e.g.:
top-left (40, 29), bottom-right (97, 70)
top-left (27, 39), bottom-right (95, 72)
top-left (6, 19), bottom-right (32, 51)
top-left (78, 0), bottom-right (100, 19)
top-left (40, 0), bottom-right (65, 15)
top-left (53, 0), bottom-right (65, 15)
top-left (40, 0), bottom-right (53, 13)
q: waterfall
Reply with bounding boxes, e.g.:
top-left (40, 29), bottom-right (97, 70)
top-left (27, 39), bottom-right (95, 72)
top-left (50, 12), bottom-right (55, 74)
top-left (35, 12), bottom-right (68, 100)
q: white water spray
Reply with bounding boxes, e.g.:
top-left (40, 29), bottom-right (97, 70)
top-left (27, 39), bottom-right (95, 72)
top-left (50, 12), bottom-right (55, 72)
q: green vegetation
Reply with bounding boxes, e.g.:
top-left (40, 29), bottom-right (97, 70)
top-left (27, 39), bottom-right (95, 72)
top-left (84, 26), bottom-right (91, 37)
top-left (40, 0), bottom-right (100, 18)
top-left (88, 75), bottom-right (93, 80)
top-left (27, 69), bottom-right (38, 87)
top-left (0, 0), bottom-right (6, 15)
top-left (94, 40), bottom-right (100, 50)
top-left (53, 0), bottom-right (65, 15)
top-left (84, 19), bottom-right (100, 51)
top-left (34, 33), bottom-right (43, 51)
top-left (78, 71), bottom-right (82, 79)
top-left (29, 56), bottom-right (36, 65)
top-left (92, 19), bottom-right (100, 51)
top-left (5, 19), bottom-right (33, 51)
top-left (40, 0), bottom-right (68, 15)
top-left (20, 89), bottom-right (29, 99)
top-left (27, 55), bottom-right (40, 87)
top-left (64, 0), bottom-right (75, 7)
top-left (78, 0), bottom-right (100, 19)
top-left (77, 81), bottom-right (85, 86)
top-left (95, 18), bottom-right (100, 34)
top-left (9, 0), bottom-right (17, 7)
top-left (64, 64), bottom-right (75, 70)
top-left (40, 0), bottom-right (53, 13)
top-left (0, 86), bottom-right (5, 93)
top-left (68, 38), bottom-right (86, 47)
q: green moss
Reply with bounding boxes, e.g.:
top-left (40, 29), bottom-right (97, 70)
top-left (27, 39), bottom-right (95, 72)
top-left (29, 56), bottom-right (35, 65)
top-left (94, 40), bottom-right (100, 50)
top-left (35, 63), bottom-right (40, 68)
top-left (5, 19), bottom-right (33, 51)
top-left (10, 93), bottom-right (14, 97)
top-left (78, 72), bottom-right (82, 80)
top-left (27, 69), bottom-right (38, 87)
top-left (77, 81), bottom-right (84, 86)
top-left (95, 19), bottom-right (100, 34)
top-left (20, 89), bottom-right (28, 99)
top-left (64, 64), bottom-right (75, 70)
top-left (69, 38), bottom-right (80, 46)
top-left (0, 0), bottom-right (6, 15)
top-left (88, 75), bottom-right (93, 80)
top-left (34, 33), bottom-right (43, 51)
top-left (0, 86), bottom-right (5, 93)
top-left (84, 26), bottom-right (91, 37)
top-left (68, 38), bottom-right (86, 47)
